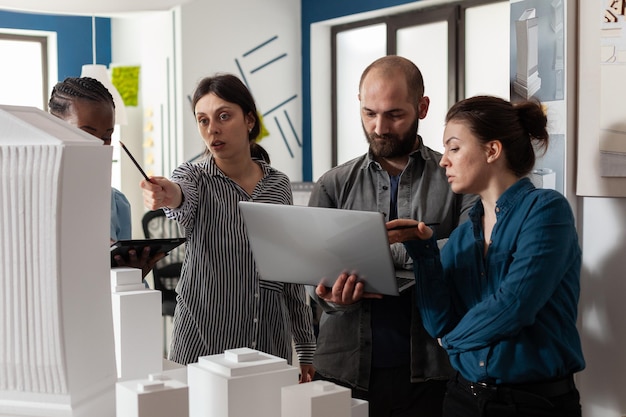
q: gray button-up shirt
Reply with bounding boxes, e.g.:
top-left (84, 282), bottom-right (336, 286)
top-left (308, 139), bottom-right (476, 390)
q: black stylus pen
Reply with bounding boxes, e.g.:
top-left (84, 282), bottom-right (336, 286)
top-left (119, 141), bottom-right (151, 182)
top-left (389, 223), bottom-right (440, 230)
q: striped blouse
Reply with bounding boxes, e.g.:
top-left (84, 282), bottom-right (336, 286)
top-left (163, 156), bottom-right (316, 366)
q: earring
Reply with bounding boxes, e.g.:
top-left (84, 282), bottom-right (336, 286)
top-left (248, 128), bottom-right (252, 133)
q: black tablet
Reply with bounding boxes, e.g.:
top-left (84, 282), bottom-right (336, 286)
top-left (110, 238), bottom-right (186, 267)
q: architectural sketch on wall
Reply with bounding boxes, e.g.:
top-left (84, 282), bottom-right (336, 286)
top-left (551, 0), bottom-right (565, 99)
top-left (234, 35), bottom-right (302, 159)
top-left (510, 0), bottom-right (567, 195)
top-left (511, 0), bottom-right (566, 103)
top-left (599, 0), bottom-right (626, 177)
top-left (513, 8), bottom-right (542, 98)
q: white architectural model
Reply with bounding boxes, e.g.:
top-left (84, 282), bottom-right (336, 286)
top-left (514, 8), bottom-right (542, 98)
top-left (0, 105), bottom-right (117, 416)
top-left (0, 105), bottom-right (370, 417)
top-left (187, 348), bottom-right (299, 417)
top-left (111, 268), bottom-right (162, 380)
top-left (350, 398), bottom-right (369, 417)
top-left (282, 380), bottom-right (352, 417)
top-left (282, 380), bottom-right (369, 417)
top-left (116, 374), bottom-right (188, 417)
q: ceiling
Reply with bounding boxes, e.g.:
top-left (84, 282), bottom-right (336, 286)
top-left (0, 0), bottom-right (192, 15)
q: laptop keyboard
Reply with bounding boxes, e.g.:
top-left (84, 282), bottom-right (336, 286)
top-left (395, 269), bottom-right (415, 292)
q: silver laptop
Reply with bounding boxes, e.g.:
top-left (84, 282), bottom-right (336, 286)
top-left (238, 201), bottom-right (414, 296)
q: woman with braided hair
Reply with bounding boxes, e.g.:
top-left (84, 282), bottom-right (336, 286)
top-left (49, 76), bottom-right (117, 146)
top-left (49, 77), bottom-right (163, 277)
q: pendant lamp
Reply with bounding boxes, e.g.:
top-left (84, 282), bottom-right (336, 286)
top-left (80, 16), bottom-right (127, 125)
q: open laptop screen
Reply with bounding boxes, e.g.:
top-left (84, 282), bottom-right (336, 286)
top-left (239, 201), bottom-right (407, 296)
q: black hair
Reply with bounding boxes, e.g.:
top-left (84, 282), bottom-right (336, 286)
top-left (49, 77), bottom-right (115, 118)
top-left (191, 73), bottom-right (269, 164)
top-left (445, 95), bottom-right (549, 177)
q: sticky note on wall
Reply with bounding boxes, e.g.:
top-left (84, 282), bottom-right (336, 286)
top-left (111, 66), bottom-right (140, 107)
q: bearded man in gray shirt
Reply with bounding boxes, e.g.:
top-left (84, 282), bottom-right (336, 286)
top-left (308, 55), bottom-right (476, 417)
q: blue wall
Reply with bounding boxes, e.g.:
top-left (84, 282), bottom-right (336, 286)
top-left (300, 0), bottom-right (418, 180)
top-left (0, 10), bottom-right (111, 82)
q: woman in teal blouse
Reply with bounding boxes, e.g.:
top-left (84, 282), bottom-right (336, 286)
top-left (388, 95), bottom-right (584, 417)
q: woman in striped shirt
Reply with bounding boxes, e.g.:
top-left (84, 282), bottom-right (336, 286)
top-left (140, 74), bottom-right (316, 382)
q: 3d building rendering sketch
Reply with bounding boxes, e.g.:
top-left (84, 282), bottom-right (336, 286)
top-left (514, 8), bottom-right (542, 98)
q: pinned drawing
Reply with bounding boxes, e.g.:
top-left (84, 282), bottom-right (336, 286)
top-left (599, 0), bottom-right (626, 177)
top-left (510, 0), bottom-right (567, 194)
top-left (513, 8), bottom-right (542, 99)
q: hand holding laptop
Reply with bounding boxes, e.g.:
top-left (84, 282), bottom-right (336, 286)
top-left (239, 201), bottom-right (408, 296)
top-left (314, 272), bottom-right (384, 305)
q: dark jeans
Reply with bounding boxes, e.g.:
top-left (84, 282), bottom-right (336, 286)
top-left (443, 373), bottom-right (582, 417)
top-left (315, 366), bottom-right (447, 417)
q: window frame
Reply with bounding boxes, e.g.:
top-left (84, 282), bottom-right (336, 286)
top-left (0, 32), bottom-right (49, 111)
top-left (329, 0), bottom-right (505, 167)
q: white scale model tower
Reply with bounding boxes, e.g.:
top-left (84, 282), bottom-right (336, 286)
top-left (0, 105), bottom-right (117, 417)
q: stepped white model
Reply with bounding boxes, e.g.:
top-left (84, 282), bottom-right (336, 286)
top-left (282, 380), bottom-right (369, 417)
top-left (116, 374), bottom-right (188, 417)
top-left (187, 347), bottom-right (298, 417)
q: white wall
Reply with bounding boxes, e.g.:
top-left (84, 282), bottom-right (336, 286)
top-left (111, 11), bottom-right (177, 239)
top-left (177, 0), bottom-right (303, 181)
top-left (578, 197), bottom-right (626, 417)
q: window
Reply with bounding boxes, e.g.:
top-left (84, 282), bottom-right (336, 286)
top-left (330, 0), bottom-right (508, 165)
top-left (0, 32), bottom-right (51, 110)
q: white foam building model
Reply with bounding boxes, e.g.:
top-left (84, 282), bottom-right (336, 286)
top-left (110, 268), bottom-right (162, 381)
top-left (0, 105), bottom-right (117, 416)
top-left (116, 352), bottom-right (370, 417)
top-left (282, 380), bottom-right (369, 417)
top-left (116, 374), bottom-right (188, 417)
top-left (187, 348), bottom-right (299, 417)
top-left (0, 103), bottom-right (372, 417)
top-left (350, 398), bottom-right (369, 417)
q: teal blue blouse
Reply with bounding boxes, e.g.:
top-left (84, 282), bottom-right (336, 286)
top-left (404, 178), bottom-right (585, 384)
top-left (111, 187), bottom-right (131, 241)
